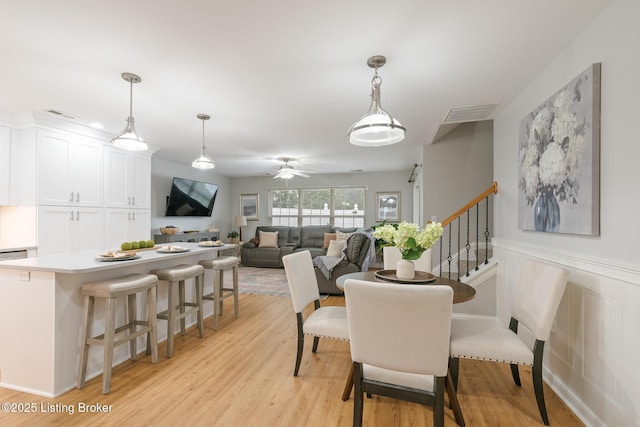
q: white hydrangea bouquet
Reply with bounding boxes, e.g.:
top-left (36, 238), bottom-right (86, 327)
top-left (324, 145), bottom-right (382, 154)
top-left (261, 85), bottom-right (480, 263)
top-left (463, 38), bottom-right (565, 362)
top-left (373, 221), bottom-right (444, 261)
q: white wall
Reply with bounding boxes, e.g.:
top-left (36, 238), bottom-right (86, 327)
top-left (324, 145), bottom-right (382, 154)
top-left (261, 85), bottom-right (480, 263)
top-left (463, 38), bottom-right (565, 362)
top-left (422, 121), bottom-right (494, 223)
top-left (230, 170), bottom-right (414, 239)
top-left (493, 1), bottom-right (640, 425)
top-left (150, 157), bottom-right (232, 238)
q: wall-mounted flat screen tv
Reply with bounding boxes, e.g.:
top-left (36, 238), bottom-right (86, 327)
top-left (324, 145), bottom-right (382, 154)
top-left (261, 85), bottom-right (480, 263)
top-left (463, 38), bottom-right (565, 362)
top-left (165, 177), bottom-right (219, 217)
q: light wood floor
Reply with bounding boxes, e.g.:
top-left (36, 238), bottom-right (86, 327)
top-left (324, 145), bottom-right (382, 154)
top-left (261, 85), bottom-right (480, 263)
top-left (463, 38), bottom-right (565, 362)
top-left (0, 293), bottom-right (584, 426)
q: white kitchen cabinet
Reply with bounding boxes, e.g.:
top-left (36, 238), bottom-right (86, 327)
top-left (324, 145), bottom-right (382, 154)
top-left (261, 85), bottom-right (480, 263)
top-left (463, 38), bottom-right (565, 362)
top-left (37, 205), bottom-right (104, 256)
top-left (37, 130), bottom-right (103, 207)
top-left (0, 125), bottom-right (11, 204)
top-left (104, 147), bottom-right (151, 209)
top-left (103, 208), bottom-right (151, 250)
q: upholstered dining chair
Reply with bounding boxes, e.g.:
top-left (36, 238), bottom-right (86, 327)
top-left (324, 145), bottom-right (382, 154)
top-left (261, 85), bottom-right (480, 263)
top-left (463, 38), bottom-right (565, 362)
top-left (383, 246), bottom-right (432, 272)
top-left (449, 259), bottom-right (568, 425)
top-left (344, 278), bottom-right (464, 427)
top-left (282, 250), bottom-right (349, 376)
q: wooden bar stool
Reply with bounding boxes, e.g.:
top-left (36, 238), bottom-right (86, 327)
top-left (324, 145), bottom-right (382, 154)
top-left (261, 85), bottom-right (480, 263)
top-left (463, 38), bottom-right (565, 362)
top-left (77, 273), bottom-right (159, 394)
top-left (199, 256), bottom-right (240, 330)
top-left (150, 264), bottom-right (205, 358)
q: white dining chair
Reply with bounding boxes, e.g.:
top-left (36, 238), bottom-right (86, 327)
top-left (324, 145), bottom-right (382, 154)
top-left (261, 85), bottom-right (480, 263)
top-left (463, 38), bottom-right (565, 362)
top-left (344, 278), bottom-right (464, 427)
top-left (282, 250), bottom-right (349, 376)
top-left (383, 246), bottom-right (432, 272)
top-left (449, 259), bottom-right (568, 425)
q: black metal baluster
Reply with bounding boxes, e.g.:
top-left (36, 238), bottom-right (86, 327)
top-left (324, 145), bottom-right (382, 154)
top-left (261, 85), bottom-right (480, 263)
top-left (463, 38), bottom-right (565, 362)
top-left (465, 211), bottom-right (471, 277)
top-left (484, 196), bottom-right (490, 265)
top-left (475, 203), bottom-right (480, 271)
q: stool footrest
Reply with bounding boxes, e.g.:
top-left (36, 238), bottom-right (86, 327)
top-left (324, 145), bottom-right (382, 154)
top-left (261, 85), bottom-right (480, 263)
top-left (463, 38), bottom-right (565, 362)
top-left (87, 324), bottom-right (152, 347)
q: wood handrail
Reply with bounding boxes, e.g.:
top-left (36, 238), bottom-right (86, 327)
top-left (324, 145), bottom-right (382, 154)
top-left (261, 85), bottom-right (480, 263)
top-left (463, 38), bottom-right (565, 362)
top-left (441, 182), bottom-right (498, 227)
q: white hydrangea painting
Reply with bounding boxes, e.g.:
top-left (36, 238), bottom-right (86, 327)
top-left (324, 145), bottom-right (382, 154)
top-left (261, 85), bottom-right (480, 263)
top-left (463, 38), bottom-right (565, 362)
top-left (518, 63), bottom-right (601, 235)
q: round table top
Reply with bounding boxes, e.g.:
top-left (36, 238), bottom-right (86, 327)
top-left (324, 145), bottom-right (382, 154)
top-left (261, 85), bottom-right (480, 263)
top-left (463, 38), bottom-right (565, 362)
top-left (336, 271), bottom-right (476, 304)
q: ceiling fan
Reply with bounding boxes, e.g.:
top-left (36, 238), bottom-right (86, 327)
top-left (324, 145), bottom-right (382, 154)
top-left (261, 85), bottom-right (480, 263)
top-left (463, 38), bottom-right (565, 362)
top-left (273, 158), bottom-right (312, 180)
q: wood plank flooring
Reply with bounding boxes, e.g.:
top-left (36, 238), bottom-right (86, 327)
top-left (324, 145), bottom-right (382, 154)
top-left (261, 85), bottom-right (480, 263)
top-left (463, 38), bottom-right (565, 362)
top-left (0, 293), bottom-right (584, 426)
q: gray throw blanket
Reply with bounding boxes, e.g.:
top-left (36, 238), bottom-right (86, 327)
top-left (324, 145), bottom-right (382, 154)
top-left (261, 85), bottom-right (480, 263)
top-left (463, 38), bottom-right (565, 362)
top-left (313, 252), bottom-right (346, 279)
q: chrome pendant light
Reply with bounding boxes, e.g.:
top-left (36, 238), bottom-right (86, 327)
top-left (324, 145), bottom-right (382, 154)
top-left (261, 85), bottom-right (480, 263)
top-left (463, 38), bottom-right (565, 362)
top-left (192, 114), bottom-right (215, 169)
top-left (112, 72), bottom-right (148, 151)
top-left (348, 55), bottom-right (406, 147)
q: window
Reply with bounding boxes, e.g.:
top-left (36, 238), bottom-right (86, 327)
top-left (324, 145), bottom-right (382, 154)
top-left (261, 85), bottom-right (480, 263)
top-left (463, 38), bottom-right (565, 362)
top-left (269, 187), bottom-right (365, 227)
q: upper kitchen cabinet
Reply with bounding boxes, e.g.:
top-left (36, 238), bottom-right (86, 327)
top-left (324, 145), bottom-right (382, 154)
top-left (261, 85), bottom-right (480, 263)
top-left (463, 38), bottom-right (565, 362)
top-left (0, 125), bottom-right (11, 204)
top-left (104, 146), bottom-right (151, 209)
top-left (37, 129), bottom-right (103, 207)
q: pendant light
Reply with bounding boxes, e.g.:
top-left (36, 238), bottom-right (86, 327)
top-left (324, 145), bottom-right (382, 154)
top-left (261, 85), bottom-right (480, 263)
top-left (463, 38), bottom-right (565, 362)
top-left (192, 114), bottom-right (215, 169)
top-left (112, 72), bottom-right (148, 151)
top-left (348, 55), bottom-right (406, 147)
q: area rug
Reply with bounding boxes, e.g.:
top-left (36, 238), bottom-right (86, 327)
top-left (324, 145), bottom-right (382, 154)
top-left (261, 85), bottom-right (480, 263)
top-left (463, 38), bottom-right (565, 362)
top-left (225, 266), bottom-right (290, 297)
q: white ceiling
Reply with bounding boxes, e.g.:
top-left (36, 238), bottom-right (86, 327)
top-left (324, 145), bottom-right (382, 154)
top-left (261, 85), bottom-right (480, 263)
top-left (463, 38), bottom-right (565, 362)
top-left (0, 0), bottom-right (611, 177)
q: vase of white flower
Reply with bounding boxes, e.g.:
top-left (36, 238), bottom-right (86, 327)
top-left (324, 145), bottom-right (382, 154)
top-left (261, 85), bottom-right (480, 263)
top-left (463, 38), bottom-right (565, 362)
top-left (534, 188), bottom-right (560, 232)
top-left (373, 221), bottom-right (444, 280)
top-left (396, 259), bottom-right (416, 280)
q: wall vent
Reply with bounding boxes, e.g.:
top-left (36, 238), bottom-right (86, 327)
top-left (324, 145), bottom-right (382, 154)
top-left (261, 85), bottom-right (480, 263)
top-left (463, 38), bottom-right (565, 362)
top-left (443, 104), bottom-right (498, 123)
top-left (45, 109), bottom-right (79, 120)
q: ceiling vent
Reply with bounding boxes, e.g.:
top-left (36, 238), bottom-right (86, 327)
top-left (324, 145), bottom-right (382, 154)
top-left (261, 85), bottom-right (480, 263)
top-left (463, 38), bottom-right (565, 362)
top-left (45, 109), bottom-right (79, 120)
top-left (443, 104), bottom-right (498, 123)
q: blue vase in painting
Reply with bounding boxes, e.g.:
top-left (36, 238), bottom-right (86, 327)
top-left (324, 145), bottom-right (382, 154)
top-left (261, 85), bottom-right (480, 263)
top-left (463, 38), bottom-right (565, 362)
top-left (534, 189), bottom-right (560, 232)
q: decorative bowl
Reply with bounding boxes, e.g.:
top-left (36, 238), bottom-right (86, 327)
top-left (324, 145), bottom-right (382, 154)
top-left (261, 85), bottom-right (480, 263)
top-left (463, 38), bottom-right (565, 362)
top-left (160, 227), bottom-right (179, 235)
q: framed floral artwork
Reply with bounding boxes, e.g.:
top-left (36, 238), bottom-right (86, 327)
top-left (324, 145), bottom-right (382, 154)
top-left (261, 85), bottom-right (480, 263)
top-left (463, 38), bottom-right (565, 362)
top-left (376, 191), bottom-right (401, 222)
top-left (240, 193), bottom-right (259, 221)
top-left (518, 63), bottom-right (601, 235)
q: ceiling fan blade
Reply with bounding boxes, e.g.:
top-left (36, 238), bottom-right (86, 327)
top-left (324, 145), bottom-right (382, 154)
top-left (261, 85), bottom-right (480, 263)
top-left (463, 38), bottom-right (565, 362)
top-left (291, 170), bottom-right (310, 178)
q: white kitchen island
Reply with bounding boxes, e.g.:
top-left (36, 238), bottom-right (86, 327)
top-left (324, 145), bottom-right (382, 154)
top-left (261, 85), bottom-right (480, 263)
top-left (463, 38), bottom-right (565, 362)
top-left (0, 242), bottom-right (235, 397)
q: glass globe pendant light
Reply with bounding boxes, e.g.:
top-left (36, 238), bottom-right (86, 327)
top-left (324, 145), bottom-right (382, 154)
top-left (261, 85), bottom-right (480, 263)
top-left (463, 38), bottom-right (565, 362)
top-left (192, 114), bottom-right (215, 169)
top-left (112, 72), bottom-right (148, 151)
top-left (348, 55), bottom-right (406, 147)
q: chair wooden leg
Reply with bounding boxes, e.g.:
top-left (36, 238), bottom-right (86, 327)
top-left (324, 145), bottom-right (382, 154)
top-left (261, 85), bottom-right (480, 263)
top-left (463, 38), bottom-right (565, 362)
top-left (232, 265), bottom-right (239, 317)
top-left (77, 295), bottom-right (94, 389)
top-left (294, 313), bottom-right (304, 376)
top-left (213, 270), bottom-right (222, 330)
top-left (510, 363), bottom-right (521, 386)
top-left (127, 293), bottom-right (137, 361)
top-left (178, 280), bottom-right (186, 335)
top-left (196, 273), bottom-right (204, 338)
top-left (147, 286), bottom-right (159, 363)
top-left (353, 362), bottom-right (364, 427)
top-left (342, 362), bottom-right (355, 401)
top-left (312, 336), bottom-right (319, 353)
top-left (532, 340), bottom-right (550, 425)
top-left (166, 282), bottom-right (176, 358)
top-left (446, 370), bottom-right (465, 426)
top-left (102, 297), bottom-right (116, 394)
top-left (434, 376), bottom-right (445, 427)
top-left (449, 357), bottom-right (460, 389)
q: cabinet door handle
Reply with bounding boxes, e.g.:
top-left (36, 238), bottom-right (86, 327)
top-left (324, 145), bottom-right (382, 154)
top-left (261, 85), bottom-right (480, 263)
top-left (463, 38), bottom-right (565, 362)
top-left (128, 196), bottom-right (131, 206)
top-left (69, 211), bottom-right (74, 221)
top-left (127, 212), bottom-right (131, 220)
top-left (132, 196), bottom-right (135, 206)
top-left (132, 212), bottom-right (135, 220)
top-left (69, 192), bottom-right (74, 202)
top-left (76, 211), bottom-right (80, 221)
top-left (76, 193), bottom-right (79, 203)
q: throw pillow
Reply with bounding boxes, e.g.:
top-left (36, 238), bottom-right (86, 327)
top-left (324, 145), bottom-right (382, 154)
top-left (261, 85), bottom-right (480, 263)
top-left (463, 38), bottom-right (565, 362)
top-left (336, 230), bottom-right (354, 241)
top-left (258, 231), bottom-right (279, 248)
top-left (249, 237), bottom-right (260, 245)
top-left (326, 239), bottom-right (347, 257)
top-left (323, 232), bottom-right (337, 249)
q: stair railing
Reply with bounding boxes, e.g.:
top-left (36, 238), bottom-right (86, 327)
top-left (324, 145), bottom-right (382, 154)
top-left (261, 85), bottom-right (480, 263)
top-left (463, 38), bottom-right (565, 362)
top-left (436, 182), bottom-right (498, 280)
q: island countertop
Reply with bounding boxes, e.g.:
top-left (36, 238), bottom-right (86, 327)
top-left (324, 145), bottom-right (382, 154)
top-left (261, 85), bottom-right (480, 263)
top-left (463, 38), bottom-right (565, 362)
top-left (0, 242), bottom-right (235, 273)
top-left (0, 241), bottom-right (237, 398)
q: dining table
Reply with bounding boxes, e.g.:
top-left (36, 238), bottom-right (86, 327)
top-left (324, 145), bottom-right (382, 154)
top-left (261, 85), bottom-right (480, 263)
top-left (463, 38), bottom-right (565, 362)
top-left (336, 270), bottom-right (474, 426)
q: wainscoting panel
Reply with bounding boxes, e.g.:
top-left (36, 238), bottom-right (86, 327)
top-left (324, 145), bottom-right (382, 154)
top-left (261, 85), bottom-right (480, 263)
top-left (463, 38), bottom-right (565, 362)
top-left (493, 238), bottom-right (640, 427)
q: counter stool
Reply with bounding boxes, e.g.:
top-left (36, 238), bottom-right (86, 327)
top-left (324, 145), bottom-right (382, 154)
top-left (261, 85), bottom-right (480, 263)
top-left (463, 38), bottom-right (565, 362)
top-left (199, 256), bottom-right (240, 330)
top-left (150, 264), bottom-right (205, 358)
top-left (77, 273), bottom-right (159, 395)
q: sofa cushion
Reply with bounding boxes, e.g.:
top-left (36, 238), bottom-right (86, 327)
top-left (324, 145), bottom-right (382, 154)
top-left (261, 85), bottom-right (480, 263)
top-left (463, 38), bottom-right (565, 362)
top-left (323, 232), bottom-right (336, 249)
top-left (336, 230), bottom-right (354, 241)
top-left (327, 239), bottom-right (347, 257)
top-left (345, 233), bottom-right (367, 264)
top-left (255, 226), bottom-right (291, 247)
top-left (258, 231), bottom-right (279, 248)
top-left (300, 225), bottom-right (333, 247)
